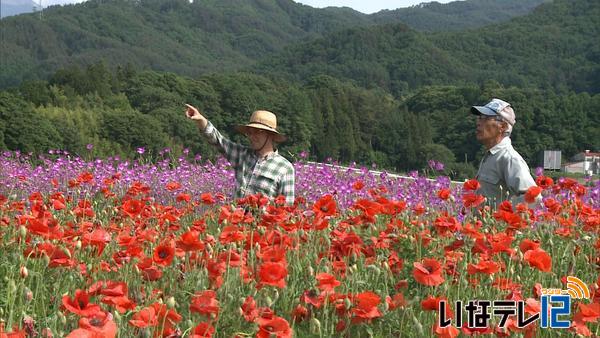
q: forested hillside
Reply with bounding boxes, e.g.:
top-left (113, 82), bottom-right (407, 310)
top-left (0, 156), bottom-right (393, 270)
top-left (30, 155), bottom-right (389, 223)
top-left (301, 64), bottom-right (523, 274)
top-left (372, 0), bottom-right (550, 31)
top-left (261, 0), bottom-right (599, 95)
top-left (0, 0), bottom-right (547, 88)
top-left (1, 64), bottom-right (598, 179)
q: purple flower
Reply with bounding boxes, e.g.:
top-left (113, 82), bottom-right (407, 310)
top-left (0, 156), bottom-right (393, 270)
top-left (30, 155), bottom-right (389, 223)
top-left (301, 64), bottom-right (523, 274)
top-left (86, 144), bottom-right (94, 151)
top-left (535, 167), bottom-right (544, 177)
top-left (136, 147), bottom-right (145, 155)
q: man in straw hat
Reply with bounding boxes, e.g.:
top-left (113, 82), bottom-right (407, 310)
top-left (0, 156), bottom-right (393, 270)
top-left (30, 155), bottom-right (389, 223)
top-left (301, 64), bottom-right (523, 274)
top-left (185, 104), bottom-right (295, 205)
top-left (471, 98), bottom-right (540, 206)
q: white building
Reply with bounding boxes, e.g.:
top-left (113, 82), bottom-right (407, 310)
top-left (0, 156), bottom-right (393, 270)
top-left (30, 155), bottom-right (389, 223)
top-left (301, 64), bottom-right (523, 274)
top-left (562, 150), bottom-right (600, 175)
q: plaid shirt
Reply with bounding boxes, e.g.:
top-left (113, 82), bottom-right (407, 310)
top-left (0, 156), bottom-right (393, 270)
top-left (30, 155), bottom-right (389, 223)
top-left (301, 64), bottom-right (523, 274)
top-left (203, 121), bottom-right (295, 205)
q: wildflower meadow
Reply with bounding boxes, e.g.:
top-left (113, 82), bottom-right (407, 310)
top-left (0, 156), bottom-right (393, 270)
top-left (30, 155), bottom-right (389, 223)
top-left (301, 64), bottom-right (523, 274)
top-left (0, 150), bottom-right (598, 337)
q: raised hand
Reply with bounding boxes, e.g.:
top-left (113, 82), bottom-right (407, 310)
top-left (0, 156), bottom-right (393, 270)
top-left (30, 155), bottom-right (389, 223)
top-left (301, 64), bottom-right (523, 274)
top-left (185, 104), bottom-right (208, 130)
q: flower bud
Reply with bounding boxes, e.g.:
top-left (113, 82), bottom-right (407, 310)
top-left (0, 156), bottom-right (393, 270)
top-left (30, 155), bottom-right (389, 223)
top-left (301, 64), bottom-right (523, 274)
top-left (8, 280), bottom-right (16, 294)
top-left (75, 240), bottom-right (82, 250)
top-left (41, 328), bottom-right (53, 338)
top-left (23, 287), bottom-right (33, 303)
top-left (19, 225), bottom-right (27, 238)
top-left (344, 297), bottom-right (352, 310)
top-left (20, 266), bottom-right (28, 279)
top-left (42, 254), bottom-right (50, 266)
top-left (265, 296), bottom-right (273, 307)
top-left (58, 312), bottom-right (66, 325)
top-left (166, 296), bottom-right (176, 309)
top-left (309, 318), bottom-right (321, 335)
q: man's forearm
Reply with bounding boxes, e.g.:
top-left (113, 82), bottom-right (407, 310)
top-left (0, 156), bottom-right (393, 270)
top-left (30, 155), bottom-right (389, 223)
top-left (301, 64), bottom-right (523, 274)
top-left (195, 118), bottom-right (208, 131)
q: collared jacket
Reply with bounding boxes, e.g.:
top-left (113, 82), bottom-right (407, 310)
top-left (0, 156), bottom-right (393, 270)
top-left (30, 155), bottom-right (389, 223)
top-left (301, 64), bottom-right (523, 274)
top-left (202, 121), bottom-right (295, 205)
top-left (476, 137), bottom-right (538, 206)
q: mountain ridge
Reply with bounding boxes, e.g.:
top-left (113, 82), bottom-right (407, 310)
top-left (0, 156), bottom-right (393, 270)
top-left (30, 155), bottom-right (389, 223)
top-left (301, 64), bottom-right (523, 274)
top-left (0, 0), bottom-right (548, 88)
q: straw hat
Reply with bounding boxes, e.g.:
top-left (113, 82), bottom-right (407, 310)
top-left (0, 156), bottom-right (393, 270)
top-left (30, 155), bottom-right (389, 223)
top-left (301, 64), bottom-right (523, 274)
top-left (235, 110), bottom-right (287, 142)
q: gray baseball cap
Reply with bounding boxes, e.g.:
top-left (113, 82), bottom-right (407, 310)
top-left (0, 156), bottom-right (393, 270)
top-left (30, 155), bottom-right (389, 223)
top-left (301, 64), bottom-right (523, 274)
top-left (471, 98), bottom-right (516, 126)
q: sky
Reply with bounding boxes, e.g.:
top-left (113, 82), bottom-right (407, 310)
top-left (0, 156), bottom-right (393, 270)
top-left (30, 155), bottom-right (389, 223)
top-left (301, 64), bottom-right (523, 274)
top-left (34, 0), bottom-right (456, 14)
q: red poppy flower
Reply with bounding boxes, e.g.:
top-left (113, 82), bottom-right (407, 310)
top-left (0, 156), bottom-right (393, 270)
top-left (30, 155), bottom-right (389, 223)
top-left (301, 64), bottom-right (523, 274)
top-left (190, 290), bottom-right (220, 317)
top-left (165, 181), bottom-right (182, 191)
top-left (463, 179), bottom-right (480, 191)
top-left (77, 172), bottom-right (94, 184)
top-left (351, 291), bottom-right (382, 323)
top-left (413, 259), bottom-right (445, 286)
top-left (387, 251), bottom-right (404, 274)
top-left (176, 193), bottom-right (191, 203)
top-left (573, 302), bottom-right (600, 323)
top-left (241, 296), bottom-right (258, 322)
top-left (284, 305), bottom-right (304, 326)
top-left (434, 322), bottom-right (460, 338)
top-left (191, 322), bottom-right (215, 338)
top-left (62, 290), bottom-right (102, 317)
top-left (313, 194), bottom-right (337, 218)
top-left (462, 193), bottom-right (485, 208)
top-left (524, 186), bottom-right (542, 203)
top-left (216, 250), bottom-right (241, 269)
top-left (433, 215), bottom-right (461, 236)
top-left (421, 295), bottom-right (452, 317)
top-left (352, 181), bottom-right (365, 191)
top-left (467, 260), bottom-right (500, 275)
top-left (315, 273), bottom-right (341, 292)
top-left (176, 231), bottom-right (205, 252)
top-left (535, 176), bottom-right (554, 189)
top-left (206, 259), bottom-right (226, 288)
top-left (519, 239), bottom-right (540, 253)
top-left (256, 315), bottom-right (292, 338)
top-left (101, 294), bottom-right (136, 314)
top-left (257, 247), bottom-right (287, 265)
top-left (153, 243), bottom-right (175, 266)
top-left (121, 199), bottom-right (143, 218)
top-left (523, 248), bottom-right (552, 272)
top-left (137, 258), bottom-right (163, 281)
top-left (200, 193), bottom-right (215, 205)
top-left (258, 262), bottom-right (288, 289)
top-left (437, 188), bottom-right (451, 200)
top-left (386, 293), bottom-right (407, 311)
top-left (66, 311), bottom-right (117, 338)
top-left (219, 225), bottom-right (246, 244)
top-left (82, 228), bottom-right (112, 256)
top-left (129, 306), bottom-right (157, 328)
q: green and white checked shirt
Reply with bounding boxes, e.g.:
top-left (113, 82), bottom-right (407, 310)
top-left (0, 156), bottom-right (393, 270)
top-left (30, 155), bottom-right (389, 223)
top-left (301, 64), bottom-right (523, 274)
top-left (202, 121), bottom-right (295, 205)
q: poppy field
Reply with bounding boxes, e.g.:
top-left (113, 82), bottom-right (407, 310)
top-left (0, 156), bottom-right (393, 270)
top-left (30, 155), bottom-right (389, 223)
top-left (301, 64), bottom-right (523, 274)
top-left (0, 151), bottom-right (598, 337)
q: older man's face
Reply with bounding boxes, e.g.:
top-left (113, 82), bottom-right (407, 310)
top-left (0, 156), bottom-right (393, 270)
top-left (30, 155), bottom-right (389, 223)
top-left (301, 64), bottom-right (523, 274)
top-left (245, 128), bottom-right (271, 150)
top-left (476, 115), bottom-right (504, 144)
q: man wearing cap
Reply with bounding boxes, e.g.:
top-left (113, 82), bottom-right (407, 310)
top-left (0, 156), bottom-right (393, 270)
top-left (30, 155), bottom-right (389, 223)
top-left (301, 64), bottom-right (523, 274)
top-left (185, 104), bottom-right (295, 205)
top-left (471, 98), bottom-right (539, 206)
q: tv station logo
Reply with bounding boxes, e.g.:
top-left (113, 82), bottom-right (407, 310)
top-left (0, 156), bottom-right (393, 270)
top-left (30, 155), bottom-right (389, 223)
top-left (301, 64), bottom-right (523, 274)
top-left (438, 276), bottom-right (591, 330)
